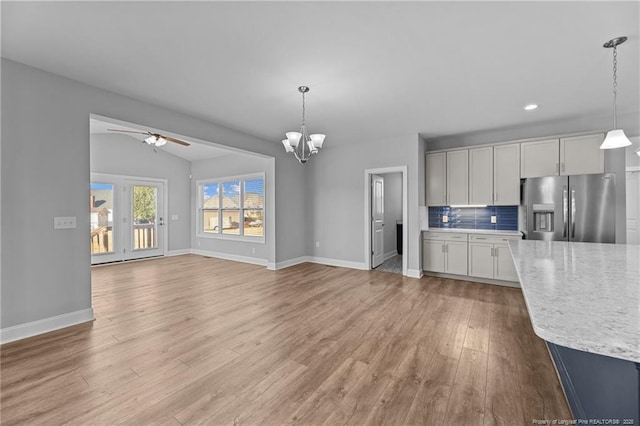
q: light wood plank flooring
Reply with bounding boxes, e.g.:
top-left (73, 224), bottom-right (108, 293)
top-left (0, 254), bottom-right (571, 425)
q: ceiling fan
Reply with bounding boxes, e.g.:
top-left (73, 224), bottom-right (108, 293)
top-left (107, 129), bottom-right (190, 147)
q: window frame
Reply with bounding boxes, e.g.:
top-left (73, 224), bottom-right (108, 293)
top-left (197, 173), bottom-right (265, 243)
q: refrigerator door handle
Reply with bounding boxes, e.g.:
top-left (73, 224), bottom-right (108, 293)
top-left (562, 185), bottom-right (568, 238)
top-left (570, 186), bottom-right (576, 239)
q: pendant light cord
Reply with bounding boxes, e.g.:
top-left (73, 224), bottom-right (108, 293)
top-left (612, 45), bottom-right (618, 129)
top-left (301, 91), bottom-right (306, 127)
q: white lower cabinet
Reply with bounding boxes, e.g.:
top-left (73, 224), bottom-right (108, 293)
top-left (422, 232), bottom-right (468, 276)
top-left (424, 231), bottom-right (520, 285)
top-left (468, 234), bottom-right (520, 282)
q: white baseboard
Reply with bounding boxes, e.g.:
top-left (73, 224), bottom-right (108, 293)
top-left (407, 268), bottom-right (423, 279)
top-left (308, 256), bottom-right (367, 270)
top-left (191, 248), bottom-right (268, 267)
top-left (166, 249), bottom-right (192, 257)
top-left (383, 250), bottom-right (398, 261)
top-left (271, 256), bottom-right (309, 270)
top-left (0, 308), bottom-right (95, 345)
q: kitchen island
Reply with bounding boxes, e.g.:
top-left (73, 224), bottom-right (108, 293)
top-left (509, 240), bottom-right (640, 423)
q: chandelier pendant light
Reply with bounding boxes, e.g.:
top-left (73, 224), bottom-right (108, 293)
top-left (600, 36), bottom-right (632, 149)
top-left (281, 86), bottom-right (325, 164)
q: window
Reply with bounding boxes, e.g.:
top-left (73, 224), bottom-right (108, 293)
top-left (199, 175), bottom-right (264, 240)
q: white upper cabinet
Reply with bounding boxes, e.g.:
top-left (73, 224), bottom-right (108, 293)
top-left (469, 147), bottom-right (493, 205)
top-left (560, 133), bottom-right (605, 176)
top-left (493, 143), bottom-right (520, 205)
top-left (520, 139), bottom-right (560, 178)
top-left (426, 152), bottom-right (447, 206)
top-left (446, 150), bottom-right (469, 205)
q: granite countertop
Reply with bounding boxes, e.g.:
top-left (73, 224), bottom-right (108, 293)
top-left (509, 240), bottom-right (640, 363)
top-left (422, 228), bottom-right (522, 237)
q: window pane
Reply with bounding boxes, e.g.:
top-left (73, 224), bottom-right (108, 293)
top-left (244, 209), bottom-right (264, 237)
top-left (202, 210), bottom-right (219, 233)
top-left (90, 182), bottom-right (114, 254)
top-left (202, 183), bottom-right (220, 208)
top-left (222, 181), bottom-right (241, 208)
top-left (244, 178), bottom-right (264, 209)
top-left (132, 185), bottom-right (158, 250)
top-left (222, 210), bottom-right (240, 235)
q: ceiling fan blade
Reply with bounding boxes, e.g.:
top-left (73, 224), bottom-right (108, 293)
top-left (107, 129), bottom-right (149, 135)
top-left (164, 136), bottom-right (190, 146)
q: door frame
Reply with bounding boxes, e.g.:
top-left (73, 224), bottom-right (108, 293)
top-left (363, 166), bottom-right (408, 275)
top-left (91, 172), bottom-right (168, 264)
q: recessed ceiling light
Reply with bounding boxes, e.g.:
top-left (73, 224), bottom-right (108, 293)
top-left (524, 104), bottom-right (539, 111)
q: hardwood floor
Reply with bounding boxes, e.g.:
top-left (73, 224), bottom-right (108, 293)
top-left (0, 254), bottom-right (571, 425)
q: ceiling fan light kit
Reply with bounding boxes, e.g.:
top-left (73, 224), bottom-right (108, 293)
top-left (600, 36), bottom-right (632, 150)
top-left (281, 86), bottom-right (325, 164)
top-left (145, 135), bottom-right (168, 147)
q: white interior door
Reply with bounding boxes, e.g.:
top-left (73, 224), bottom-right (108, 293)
top-left (372, 175), bottom-right (385, 268)
top-left (91, 174), bottom-right (166, 264)
top-left (626, 170), bottom-right (639, 244)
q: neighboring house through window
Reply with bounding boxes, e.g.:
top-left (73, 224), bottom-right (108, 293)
top-left (198, 174), bottom-right (264, 241)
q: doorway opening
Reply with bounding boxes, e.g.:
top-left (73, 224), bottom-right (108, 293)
top-left (364, 166), bottom-right (408, 275)
top-left (91, 173), bottom-right (167, 264)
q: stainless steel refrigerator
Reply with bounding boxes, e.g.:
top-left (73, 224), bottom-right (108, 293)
top-left (521, 173), bottom-right (615, 243)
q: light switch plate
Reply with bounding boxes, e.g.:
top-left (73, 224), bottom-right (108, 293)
top-left (491, 215), bottom-right (497, 224)
top-left (54, 216), bottom-right (77, 229)
top-left (442, 215), bottom-right (449, 223)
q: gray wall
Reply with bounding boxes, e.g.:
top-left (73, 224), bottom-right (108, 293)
top-left (90, 133), bottom-right (192, 252)
top-left (306, 133), bottom-right (423, 273)
top-left (190, 153), bottom-right (272, 262)
top-left (381, 172), bottom-right (402, 256)
top-left (1, 58), bottom-right (306, 329)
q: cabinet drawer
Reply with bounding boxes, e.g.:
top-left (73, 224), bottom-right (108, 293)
top-left (423, 232), bottom-right (468, 242)
top-left (469, 234), bottom-right (521, 244)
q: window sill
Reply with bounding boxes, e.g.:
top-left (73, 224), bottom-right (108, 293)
top-left (197, 233), bottom-right (266, 244)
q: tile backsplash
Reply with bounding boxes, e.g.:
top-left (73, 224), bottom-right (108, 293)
top-left (428, 206), bottom-right (518, 231)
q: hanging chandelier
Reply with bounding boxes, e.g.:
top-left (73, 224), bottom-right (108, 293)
top-left (600, 36), bottom-right (632, 149)
top-left (281, 86), bottom-right (325, 164)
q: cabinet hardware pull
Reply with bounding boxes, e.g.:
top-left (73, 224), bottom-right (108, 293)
top-left (561, 162), bottom-right (565, 173)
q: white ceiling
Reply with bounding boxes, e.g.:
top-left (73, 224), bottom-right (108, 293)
top-left (3, 2), bottom-right (639, 146)
top-left (89, 118), bottom-right (234, 162)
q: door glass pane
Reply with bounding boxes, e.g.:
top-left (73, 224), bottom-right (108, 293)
top-left (132, 185), bottom-right (157, 250)
top-left (90, 183), bottom-right (114, 254)
top-left (222, 210), bottom-right (240, 235)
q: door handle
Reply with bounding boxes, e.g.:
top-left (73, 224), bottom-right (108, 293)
top-left (562, 185), bottom-right (568, 238)
top-left (561, 163), bottom-right (565, 173)
top-left (570, 187), bottom-right (576, 239)
top-left (158, 217), bottom-right (164, 226)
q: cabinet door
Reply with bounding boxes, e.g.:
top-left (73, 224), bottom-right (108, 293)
top-left (560, 134), bottom-right (605, 176)
top-left (423, 240), bottom-right (445, 273)
top-left (426, 153), bottom-right (447, 206)
top-left (493, 143), bottom-right (521, 205)
top-left (446, 150), bottom-right (469, 205)
top-left (469, 147), bottom-right (493, 205)
top-left (494, 244), bottom-right (519, 282)
top-left (520, 139), bottom-right (559, 178)
top-left (468, 243), bottom-right (494, 279)
top-left (445, 241), bottom-right (468, 276)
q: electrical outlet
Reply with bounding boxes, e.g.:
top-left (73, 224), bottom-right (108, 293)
top-left (252, 247), bottom-right (256, 254)
top-left (315, 241), bottom-right (320, 248)
top-left (442, 215), bottom-right (448, 223)
top-left (491, 215), bottom-right (497, 224)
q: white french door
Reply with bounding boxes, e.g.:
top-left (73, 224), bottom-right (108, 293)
top-left (91, 174), bottom-right (166, 264)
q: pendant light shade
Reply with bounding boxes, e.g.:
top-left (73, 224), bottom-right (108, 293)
top-left (601, 129), bottom-right (632, 149)
top-left (600, 36), bottom-right (631, 150)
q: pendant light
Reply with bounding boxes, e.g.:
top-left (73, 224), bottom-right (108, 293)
top-left (600, 36), bottom-right (632, 149)
top-left (281, 86), bottom-right (325, 164)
